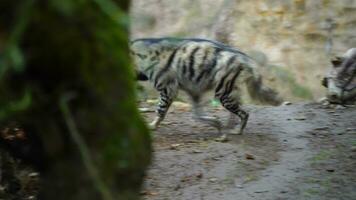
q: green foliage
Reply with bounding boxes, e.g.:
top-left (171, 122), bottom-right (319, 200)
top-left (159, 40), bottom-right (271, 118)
top-left (0, 0), bottom-right (151, 199)
top-left (0, 90), bottom-right (32, 121)
top-left (0, 0), bottom-right (34, 78)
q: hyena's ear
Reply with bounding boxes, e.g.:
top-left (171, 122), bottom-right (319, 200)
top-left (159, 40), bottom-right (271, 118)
top-left (321, 77), bottom-right (328, 88)
top-left (331, 56), bottom-right (343, 67)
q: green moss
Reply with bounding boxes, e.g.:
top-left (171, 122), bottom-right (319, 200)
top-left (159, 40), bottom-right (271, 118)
top-left (0, 0), bottom-right (151, 199)
top-left (0, 89), bottom-right (32, 120)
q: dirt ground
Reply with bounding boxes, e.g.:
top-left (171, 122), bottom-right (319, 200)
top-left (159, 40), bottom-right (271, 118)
top-left (0, 102), bottom-right (355, 200)
top-left (140, 102), bottom-right (356, 200)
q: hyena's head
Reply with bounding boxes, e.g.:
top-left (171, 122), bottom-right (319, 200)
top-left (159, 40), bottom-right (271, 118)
top-left (322, 48), bottom-right (356, 103)
top-left (130, 39), bottom-right (161, 81)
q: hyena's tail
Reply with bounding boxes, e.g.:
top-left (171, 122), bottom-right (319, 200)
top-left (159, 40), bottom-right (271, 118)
top-left (245, 68), bottom-right (283, 106)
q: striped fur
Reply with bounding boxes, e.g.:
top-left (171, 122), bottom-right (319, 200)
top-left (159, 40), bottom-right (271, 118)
top-left (323, 48), bottom-right (356, 103)
top-left (131, 38), bottom-right (282, 134)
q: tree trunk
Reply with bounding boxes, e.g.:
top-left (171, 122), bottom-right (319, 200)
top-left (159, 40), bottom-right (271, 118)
top-left (0, 1), bottom-right (151, 199)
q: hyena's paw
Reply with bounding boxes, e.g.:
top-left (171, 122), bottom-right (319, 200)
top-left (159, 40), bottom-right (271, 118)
top-left (148, 117), bottom-right (161, 130)
top-left (224, 128), bottom-right (242, 135)
top-left (148, 121), bottom-right (158, 130)
top-left (214, 134), bottom-right (229, 142)
top-left (139, 107), bottom-right (154, 113)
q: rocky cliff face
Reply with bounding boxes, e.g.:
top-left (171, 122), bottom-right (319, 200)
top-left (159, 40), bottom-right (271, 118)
top-left (130, 0), bottom-right (356, 101)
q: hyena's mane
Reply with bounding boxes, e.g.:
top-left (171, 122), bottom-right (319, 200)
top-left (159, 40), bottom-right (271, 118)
top-left (131, 37), bottom-right (249, 56)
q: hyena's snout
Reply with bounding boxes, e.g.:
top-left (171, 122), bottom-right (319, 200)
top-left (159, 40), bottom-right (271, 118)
top-left (327, 91), bottom-right (341, 103)
top-left (325, 79), bottom-right (344, 103)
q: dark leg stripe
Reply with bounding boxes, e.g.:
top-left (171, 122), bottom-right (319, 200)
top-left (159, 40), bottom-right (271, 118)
top-left (196, 48), bottom-right (220, 83)
top-left (160, 98), bottom-right (168, 105)
top-left (196, 70), bottom-right (206, 83)
top-left (226, 55), bottom-right (237, 67)
top-left (182, 62), bottom-right (187, 75)
top-left (176, 58), bottom-right (183, 76)
top-left (154, 48), bottom-right (179, 87)
top-left (144, 61), bottom-right (159, 73)
top-left (215, 68), bottom-right (234, 94)
top-left (188, 47), bottom-right (200, 80)
top-left (149, 71), bottom-right (154, 79)
top-left (220, 68), bottom-right (242, 98)
top-left (195, 49), bottom-right (209, 82)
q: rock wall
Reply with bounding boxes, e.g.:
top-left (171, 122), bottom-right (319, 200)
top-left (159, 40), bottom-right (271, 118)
top-left (130, 0), bottom-right (356, 101)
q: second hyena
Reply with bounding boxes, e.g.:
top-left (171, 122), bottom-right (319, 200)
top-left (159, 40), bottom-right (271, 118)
top-left (322, 48), bottom-right (356, 104)
top-left (131, 38), bottom-right (282, 135)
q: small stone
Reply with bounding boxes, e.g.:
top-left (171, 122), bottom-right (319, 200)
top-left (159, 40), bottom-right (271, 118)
top-left (295, 116), bottom-right (306, 120)
top-left (254, 190), bottom-right (269, 193)
top-left (174, 184), bottom-right (181, 191)
top-left (245, 153), bottom-right (255, 160)
top-left (140, 190), bottom-right (158, 196)
top-left (351, 146), bottom-right (356, 152)
top-left (335, 105), bottom-right (346, 109)
top-left (192, 149), bottom-right (203, 153)
top-left (28, 172), bottom-right (39, 178)
top-left (169, 144), bottom-right (181, 150)
top-left (314, 127), bottom-right (329, 131)
top-left (346, 128), bottom-right (355, 132)
top-left (209, 178), bottom-right (218, 182)
top-left (282, 101), bottom-right (292, 106)
top-left (196, 172), bottom-right (203, 179)
top-left (138, 107), bottom-right (153, 112)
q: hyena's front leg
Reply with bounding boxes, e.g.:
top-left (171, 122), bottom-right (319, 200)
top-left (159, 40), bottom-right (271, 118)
top-left (150, 82), bottom-right (178, 130)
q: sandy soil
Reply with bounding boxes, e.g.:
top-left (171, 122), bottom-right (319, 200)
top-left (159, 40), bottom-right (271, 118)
top-left (140, 102), bottom-right (356, 200)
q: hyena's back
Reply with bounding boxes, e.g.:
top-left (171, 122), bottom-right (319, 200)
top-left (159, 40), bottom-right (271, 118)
top-left (134, 38), bottom-right (253, 98)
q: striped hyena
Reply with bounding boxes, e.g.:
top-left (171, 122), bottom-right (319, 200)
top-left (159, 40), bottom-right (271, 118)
top-left (131, 38), bottom-right (282, 135)
top-left (322, 48), bottom-right (356, 104)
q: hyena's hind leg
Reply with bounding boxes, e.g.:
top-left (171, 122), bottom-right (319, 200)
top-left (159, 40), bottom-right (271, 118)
top-left (191, 97), bottom-right (223, 133)
top-left (150, 80), bottom-right (178, 130)
top-left (215, 88), bottom-right (249, 135)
